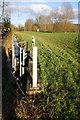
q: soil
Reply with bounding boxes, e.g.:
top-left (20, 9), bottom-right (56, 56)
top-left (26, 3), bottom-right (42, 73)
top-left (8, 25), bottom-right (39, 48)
top-left (2, 32), bottom-right (14, 56)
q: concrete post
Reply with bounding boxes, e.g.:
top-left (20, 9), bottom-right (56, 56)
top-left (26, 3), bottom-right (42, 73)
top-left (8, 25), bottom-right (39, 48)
top-left (33, 46), bottom-right (37, 88)
top-left (20, 48), bottom-right (23, 77)
top-left (22, 49), bottom-right (25, 75)
top-left (32, 36), bottom-right (35, 47)
top-left (14, 57), bottom-right (17, 71)
top-left (12, 43), bottom-right (15, 68)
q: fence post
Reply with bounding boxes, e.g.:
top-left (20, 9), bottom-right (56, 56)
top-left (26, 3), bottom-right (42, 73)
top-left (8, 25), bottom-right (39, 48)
top-left (20, 48), bottom-right (23, 77)
top-left (12, 43), bottom-right (15, 69)
top-left (22, 49), bottom-right (25, 75)
top-left (24, 41), bottom-right (28, 51)
top-left (14, 57), bottom-right (17, 71)
top-left (33, 46), bottom-right (37, 88)
top-left (32, 36), bottom-right (35, 47)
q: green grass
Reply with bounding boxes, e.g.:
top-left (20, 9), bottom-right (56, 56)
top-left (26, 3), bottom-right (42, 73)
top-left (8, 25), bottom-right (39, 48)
top-left (15, 31), bottom-right (79, 86)
top-left (15, 31), bottom-right (79, 119)
top-left (15, 31), bottom-right (79, 60)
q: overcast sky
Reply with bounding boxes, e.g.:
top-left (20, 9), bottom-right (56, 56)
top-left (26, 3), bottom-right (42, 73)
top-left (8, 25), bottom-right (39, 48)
top-left (0, 0), bottom-right (78, 26)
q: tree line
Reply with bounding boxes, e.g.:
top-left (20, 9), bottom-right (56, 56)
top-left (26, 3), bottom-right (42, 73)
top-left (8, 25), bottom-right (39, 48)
top-left (14, 2), bottom-right (78, 32)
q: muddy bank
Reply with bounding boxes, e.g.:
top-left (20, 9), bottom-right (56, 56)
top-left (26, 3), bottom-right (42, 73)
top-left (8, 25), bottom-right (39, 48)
top-left (2, 33), bottom-right (17, 120)
top-left (2, 32), bottom-right (14, 56)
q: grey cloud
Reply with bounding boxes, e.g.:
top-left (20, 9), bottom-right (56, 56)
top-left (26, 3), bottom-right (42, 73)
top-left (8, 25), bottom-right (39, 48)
top-left (5, 4), bottom-right (52, 18)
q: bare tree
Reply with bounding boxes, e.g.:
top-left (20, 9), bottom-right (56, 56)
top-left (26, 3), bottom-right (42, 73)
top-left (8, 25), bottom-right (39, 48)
top-left (60, 2), bottom-right (74, 32)
top-left (61, 2), bottom-right (74, 22)
top-left (36, 15), bottom-right (52, 32)
top-left (36, 16), bottom-right (45, 31)
top-left (50, 8), bottom-right (60, 23)
top-left (0, 0), bottom-right (8, 18)
top-left (25, 19), bottom-right (33, 31)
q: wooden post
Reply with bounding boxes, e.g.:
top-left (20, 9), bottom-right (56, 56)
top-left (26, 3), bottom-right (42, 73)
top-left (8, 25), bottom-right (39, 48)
top-left (33, 47), bottom-right (37, 88)
top-left (24, 41), bottom-right (28, 51)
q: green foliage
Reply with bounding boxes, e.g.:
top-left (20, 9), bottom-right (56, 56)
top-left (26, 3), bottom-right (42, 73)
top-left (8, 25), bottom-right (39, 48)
top-left (15, 31), bottom-right (79, 119)
top-left (2, 16), bottom-right (11, 37)
top-left (37, 42), bottom-right (79, 119)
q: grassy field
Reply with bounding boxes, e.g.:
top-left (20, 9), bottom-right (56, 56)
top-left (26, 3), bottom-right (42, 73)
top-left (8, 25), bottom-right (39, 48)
top-left (15, 31), bottom-right (79, 91)
top-left (15, 31), bottom-right (79, 119)
top-left (15, 31), bottom-right (78, 60)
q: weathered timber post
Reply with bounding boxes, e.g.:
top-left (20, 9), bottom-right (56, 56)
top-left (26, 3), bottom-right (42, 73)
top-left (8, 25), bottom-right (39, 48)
top-left (24, 41), bottom-right (28, 51)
